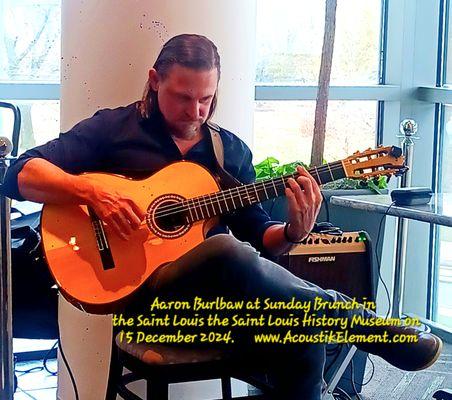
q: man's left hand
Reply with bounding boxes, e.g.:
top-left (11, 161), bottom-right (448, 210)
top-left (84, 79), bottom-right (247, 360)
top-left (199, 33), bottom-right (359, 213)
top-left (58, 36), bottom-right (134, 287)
top-left (284, 165), bottom-right (323, 242)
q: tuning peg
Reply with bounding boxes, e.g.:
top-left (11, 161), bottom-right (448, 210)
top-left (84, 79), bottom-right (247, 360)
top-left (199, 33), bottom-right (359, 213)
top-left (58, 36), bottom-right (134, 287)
top-left (389, 146), bottom-right (403, 158)
top-left (393, 166), bottom-right (408, 176)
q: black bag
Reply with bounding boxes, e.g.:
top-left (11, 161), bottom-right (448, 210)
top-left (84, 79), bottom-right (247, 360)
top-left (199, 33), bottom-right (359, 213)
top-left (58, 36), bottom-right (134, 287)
top-left (11, 208), bottom-right (58, 339)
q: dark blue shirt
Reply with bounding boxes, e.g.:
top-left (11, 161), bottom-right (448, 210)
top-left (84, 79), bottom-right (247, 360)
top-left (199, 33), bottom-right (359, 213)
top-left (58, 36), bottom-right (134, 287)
top-left (2, 102), bottom-right (280, 255)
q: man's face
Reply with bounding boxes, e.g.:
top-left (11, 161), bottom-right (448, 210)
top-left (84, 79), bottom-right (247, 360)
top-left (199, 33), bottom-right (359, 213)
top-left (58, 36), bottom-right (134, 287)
top-left (149, 64), bottom-right (218, 137)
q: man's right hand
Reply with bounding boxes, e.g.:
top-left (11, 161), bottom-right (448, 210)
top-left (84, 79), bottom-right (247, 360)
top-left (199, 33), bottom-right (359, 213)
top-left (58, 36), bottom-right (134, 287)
top-left (87, 184), bottom-right (146, 240)
top-left (17, 158), bottom-right (146, 240)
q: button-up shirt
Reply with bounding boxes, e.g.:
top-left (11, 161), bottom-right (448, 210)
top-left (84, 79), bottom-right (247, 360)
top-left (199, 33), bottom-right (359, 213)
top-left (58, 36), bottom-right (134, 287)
top-left (2, 102), bottom-right (279, 255)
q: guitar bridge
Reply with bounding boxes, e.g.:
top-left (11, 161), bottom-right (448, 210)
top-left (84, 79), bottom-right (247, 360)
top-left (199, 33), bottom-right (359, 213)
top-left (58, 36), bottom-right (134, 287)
top-left (88, 207), bottom-right (115, 270)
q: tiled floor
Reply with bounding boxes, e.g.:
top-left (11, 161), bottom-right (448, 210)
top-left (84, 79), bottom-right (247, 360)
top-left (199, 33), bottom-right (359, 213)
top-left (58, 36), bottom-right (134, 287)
top-left (14, 359), bottom-right (57, 400)
top-left (11, 341), bottom-right (452, 399)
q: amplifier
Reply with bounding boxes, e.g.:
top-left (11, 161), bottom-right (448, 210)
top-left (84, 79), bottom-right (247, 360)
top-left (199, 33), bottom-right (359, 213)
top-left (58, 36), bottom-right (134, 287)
top-left (278, 231), bottom-right (376, 302)
top-left (278, 231), bottom-right (377, 396)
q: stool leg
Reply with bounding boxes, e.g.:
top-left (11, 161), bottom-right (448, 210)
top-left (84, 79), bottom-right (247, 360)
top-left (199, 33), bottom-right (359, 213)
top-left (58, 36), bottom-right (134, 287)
top-left (221, 377), bottom-right (232, 399)
top-left (146, 379), bottom-right (168, 400)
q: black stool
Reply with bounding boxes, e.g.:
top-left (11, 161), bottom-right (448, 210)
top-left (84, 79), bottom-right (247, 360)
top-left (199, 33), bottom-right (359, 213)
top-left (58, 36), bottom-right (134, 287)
top-left (106, 332), bottom-right (274, 399)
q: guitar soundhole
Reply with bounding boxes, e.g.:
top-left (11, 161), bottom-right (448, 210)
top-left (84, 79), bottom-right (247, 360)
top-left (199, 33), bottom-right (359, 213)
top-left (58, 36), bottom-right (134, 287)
top-left (146, 194), bottom-right (191, 239)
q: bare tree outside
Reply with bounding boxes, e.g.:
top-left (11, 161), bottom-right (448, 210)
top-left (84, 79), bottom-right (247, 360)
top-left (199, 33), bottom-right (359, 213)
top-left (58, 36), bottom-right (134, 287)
top-left (1, 0), bottom-right (60, 81)
top-left (311, 0), bottom-right (337, 167)
top-left (0, 0), bottom-right (61, 153)
top-left (254, 0), bottom-right (381, 165)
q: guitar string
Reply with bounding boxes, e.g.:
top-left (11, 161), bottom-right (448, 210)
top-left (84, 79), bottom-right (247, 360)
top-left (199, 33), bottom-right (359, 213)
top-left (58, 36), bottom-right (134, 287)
top-left (152, 173), bottom-right (295, 217)
top-left (151, 161), bottom-right (393, 220)
top-left (150, 162), bottom-right (370, 220)
top-left (152, 178), bottom-right (289, 219)
top-left (152, 161), bottom-right (346, 217)
top-left (150, 156), bottom-right (400, 221)
top-left (150, 161), bottom-right (352, 219)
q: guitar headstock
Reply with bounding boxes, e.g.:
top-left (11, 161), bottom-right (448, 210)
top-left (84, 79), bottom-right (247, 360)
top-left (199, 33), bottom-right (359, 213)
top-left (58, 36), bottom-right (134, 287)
top-left (343, 146), bottom-right (407, 180)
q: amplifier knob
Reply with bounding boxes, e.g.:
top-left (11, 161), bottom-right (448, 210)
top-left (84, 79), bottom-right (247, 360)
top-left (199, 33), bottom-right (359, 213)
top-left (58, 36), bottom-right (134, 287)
top-left (308, 238), bottom-right (313, 245)
top-left (331, 237), bottom-right (336, 243)
top-left (347, 237), bottom-right (353, 243)
top-left (314, 238), bottom-right (320, 244)
top-left (321, 238), bottom-right (329, 244)
top-left (342, 237), bottom-right (347, 243)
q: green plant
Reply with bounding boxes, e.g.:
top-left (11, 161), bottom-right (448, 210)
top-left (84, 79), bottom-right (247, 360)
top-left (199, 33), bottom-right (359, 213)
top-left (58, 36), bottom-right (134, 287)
top-left (322, 175), bottom-right (388, 194)
top-left (254, 157), bottom-right (308, 180)
top-left (254, 157), bottom-right (388, 194)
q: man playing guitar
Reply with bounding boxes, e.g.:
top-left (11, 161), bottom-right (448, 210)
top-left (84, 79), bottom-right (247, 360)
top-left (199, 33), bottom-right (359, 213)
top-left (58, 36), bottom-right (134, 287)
top-left (2, 34), bottom-right (442, 399)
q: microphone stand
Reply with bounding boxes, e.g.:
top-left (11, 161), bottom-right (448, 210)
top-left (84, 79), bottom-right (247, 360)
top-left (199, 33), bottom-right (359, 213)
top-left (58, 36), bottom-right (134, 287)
top-left (0, 137), bottom-right (14, 399)
top-left (390, 119), bottom-right (418, 319)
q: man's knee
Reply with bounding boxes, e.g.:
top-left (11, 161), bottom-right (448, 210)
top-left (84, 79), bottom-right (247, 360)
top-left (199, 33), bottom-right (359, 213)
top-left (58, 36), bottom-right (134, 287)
top-left (204, 234), bottom-right (253, 258)
top-left (204, 234), bottom-right (261, 274)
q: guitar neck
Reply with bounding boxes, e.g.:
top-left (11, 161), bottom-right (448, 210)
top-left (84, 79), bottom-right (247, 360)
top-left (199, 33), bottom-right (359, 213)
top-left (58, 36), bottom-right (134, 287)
top-left (181, 160), bottom-right (346, 223)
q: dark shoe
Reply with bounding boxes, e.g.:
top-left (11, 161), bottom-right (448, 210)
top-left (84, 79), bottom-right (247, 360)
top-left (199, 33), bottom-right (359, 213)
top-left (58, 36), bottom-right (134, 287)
top-left (356, 324), bottom-right (443, 371)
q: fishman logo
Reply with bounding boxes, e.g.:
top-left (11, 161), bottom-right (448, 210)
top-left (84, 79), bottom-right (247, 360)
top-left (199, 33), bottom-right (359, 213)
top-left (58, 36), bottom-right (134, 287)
top-left (308, 256), bottom-right (336, 263)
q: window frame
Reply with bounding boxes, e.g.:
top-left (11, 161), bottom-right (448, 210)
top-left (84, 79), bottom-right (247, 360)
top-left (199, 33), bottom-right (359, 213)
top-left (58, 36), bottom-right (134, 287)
top-left (424, 0), bottom-right (452, 326)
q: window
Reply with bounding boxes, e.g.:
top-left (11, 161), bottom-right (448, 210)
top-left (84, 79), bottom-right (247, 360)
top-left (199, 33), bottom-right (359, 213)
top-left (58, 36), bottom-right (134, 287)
top-left (434, 104), bottom-right (452, 328)
top-left (254, 100), bottom-right (377, 164)
top-left (0, 0), bottom-right (61, 155)
top-left (0, 0), bottom-right (61, 349)
top-left (254, 0), bottom-right (384, 166)
top-left (0, 0), bottom-right (61, 82)
top-left (446, 0), bottom-right (452, 84)
top-left (255, 0), bottom-right (381, 85)
top-left (0, 100), bottom-right (60, 155)
top-left (423, 0), bottom-right (452, 330)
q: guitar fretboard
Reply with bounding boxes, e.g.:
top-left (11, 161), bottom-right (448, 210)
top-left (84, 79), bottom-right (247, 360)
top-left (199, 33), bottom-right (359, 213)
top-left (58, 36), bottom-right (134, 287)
top-left (153, 160), bottom-right (345, 225)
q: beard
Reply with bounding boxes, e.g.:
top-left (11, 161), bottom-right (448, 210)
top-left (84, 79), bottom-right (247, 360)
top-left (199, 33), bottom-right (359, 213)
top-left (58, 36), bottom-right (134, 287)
top-left (168, 119), bottom-right (204, 139)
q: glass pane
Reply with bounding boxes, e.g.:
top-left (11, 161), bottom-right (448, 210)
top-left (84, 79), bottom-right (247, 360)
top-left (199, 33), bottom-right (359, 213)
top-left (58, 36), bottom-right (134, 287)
top-left (0, 106), bottom-right (17, 154)
top-left (0, 100), bottom-right (60, 155)
top-left (256, 0), bottom-right (381, 85)
top-left (253, 100), bottom-right (377, 166)
top-left (434, 105), bottom-right (452, 328)
top-left (435, 226), bottom-right (452, 328)
top-left (0, 0), bottom-right (61, 82)
top-left (446, 0), bottom-right (452, 84)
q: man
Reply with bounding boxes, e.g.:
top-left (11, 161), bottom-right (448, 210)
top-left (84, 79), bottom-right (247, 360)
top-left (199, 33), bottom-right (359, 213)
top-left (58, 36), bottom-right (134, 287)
top-left (2, 34), bottom-right (442, 399)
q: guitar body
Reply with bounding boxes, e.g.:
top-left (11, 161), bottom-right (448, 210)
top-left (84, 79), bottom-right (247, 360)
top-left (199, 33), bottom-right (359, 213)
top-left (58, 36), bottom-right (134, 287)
top-left (40, 145), bottom-right (405, 313)
top-left (41, 161), bottom-right (220, 313)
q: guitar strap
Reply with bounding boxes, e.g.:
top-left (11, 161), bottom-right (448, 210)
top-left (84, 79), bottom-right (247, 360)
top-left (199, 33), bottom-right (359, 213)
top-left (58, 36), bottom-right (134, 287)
top-left (207, 121), bottom-right (242, 188)
top-left (207, 121), bottom-right (224, 168)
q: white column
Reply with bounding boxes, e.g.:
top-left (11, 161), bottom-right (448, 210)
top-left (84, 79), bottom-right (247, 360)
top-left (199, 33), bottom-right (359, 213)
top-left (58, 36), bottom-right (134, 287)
top-left (58, 1), bottom-right (256, 399)
top-left (61, 0), bottom-right (256, 147)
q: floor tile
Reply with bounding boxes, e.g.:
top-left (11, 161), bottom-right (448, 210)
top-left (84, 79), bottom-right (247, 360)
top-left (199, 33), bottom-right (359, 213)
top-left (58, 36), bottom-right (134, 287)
top-left (14, 387), bottom-right (57, 400)
top-left (14, 359), bottom-right (57, 399)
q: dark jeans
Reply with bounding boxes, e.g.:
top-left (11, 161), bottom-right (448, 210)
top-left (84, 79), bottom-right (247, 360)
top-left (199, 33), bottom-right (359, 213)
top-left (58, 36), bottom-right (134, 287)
top-left (128, 234), bottom-right (373, 400)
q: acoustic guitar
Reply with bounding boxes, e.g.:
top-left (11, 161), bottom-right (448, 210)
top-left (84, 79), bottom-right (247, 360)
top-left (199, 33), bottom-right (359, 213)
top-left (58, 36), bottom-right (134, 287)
top-left (41, 146), bottom-right (406, 313)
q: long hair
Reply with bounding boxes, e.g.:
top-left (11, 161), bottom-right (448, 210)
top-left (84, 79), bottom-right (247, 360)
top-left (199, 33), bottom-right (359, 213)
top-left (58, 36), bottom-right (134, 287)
top-left (138, 34), bottom-right (221, 120)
